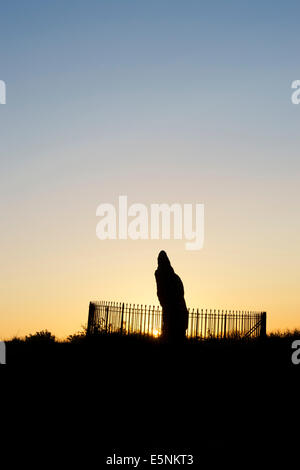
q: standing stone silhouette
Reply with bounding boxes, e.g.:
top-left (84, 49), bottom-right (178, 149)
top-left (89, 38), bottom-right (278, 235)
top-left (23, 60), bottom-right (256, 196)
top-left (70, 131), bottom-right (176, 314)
top-left (155, 251), bottom-right (189, 342)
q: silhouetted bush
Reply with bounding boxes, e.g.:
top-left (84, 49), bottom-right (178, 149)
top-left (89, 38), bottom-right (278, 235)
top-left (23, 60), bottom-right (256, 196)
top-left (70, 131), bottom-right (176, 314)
top-left (8, 336), bottom-right (24, 344)
top-left (25, 330), bottom-right (56, 343)
top-left (67, 332), bottom-right (86, 343)
top-left (67, 325), bottom-right (87, 343)
top-left (269, 328), bottom-right (300, 338)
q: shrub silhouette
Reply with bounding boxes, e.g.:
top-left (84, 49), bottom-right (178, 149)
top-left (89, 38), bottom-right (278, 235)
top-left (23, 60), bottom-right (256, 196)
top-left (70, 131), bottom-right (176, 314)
top-left (25, 330), bottom-right (56, 343)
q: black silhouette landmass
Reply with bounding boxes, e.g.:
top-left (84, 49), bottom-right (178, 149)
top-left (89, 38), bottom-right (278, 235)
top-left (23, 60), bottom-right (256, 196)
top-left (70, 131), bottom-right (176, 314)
top-left (5, 326), bottom-right (299, 465)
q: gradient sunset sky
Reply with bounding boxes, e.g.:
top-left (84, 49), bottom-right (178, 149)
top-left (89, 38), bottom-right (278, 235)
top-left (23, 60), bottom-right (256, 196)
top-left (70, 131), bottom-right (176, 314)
top-left (1, 0), bottom-right (300, 338)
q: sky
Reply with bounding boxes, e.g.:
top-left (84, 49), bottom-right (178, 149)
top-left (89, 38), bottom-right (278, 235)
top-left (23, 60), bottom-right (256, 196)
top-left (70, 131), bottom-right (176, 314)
top-left (1, 0), bottom-right (300, 338)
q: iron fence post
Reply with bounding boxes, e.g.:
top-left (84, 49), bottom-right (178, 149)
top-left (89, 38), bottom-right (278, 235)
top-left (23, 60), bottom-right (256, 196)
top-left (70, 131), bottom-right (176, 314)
top-left (260, 312), bottom-right (267, 338)
top-left (223, 313), bottom-right (227, 339)
top-left (120, 302), bottom-right (125, 334)
top-left (196, 310), bottom-right (199, 340)
top-left (87, 302), bottom-right (95, 336)
top-left (105, 306), bottom-right (109, 333)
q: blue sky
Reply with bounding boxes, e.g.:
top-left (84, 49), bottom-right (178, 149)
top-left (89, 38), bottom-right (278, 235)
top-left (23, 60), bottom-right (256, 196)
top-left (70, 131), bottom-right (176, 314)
top-left (1, 0), bottom-right (300, 171)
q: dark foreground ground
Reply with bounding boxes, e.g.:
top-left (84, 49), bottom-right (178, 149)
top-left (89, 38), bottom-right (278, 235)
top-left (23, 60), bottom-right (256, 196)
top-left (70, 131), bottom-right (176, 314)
top-left (3, 332), bottom-right (300, 465)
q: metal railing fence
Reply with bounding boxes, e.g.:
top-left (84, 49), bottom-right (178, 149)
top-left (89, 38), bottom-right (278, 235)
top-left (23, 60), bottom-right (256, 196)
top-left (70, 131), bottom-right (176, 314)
top-left (87, 301), bottom-right (266, 339)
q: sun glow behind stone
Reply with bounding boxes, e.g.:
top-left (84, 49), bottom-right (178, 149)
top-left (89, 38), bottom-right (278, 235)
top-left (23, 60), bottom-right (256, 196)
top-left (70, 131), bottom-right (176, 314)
top-left (152, 328), bottom-right (161, 338)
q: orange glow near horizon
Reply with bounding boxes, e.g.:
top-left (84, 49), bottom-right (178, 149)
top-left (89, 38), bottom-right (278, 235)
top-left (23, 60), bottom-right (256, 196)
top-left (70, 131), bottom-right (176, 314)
top-left (1, 226), bottom-right (300, 340)
top-left (1, 153), bottom-right (300, 340)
